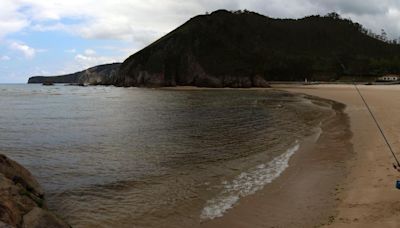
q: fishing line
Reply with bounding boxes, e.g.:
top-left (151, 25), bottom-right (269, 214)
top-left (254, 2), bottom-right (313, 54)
top-left (354, 83), bottom-right (400, 168)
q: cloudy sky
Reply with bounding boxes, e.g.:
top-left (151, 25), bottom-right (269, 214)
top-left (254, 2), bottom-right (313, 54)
top-left (1, 0), bottom-right (400, 83)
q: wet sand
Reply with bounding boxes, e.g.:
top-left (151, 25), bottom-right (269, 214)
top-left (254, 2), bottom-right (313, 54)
top-left (203, 84), bottom-right (400, 227)
top-left (279, 84), bottom-right (400, 227)
top-left (202, 89), bottom-right (353, 227)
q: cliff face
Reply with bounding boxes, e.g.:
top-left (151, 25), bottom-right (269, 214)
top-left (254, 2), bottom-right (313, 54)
top-left (116, 10), bottom-right (273, 87)
top-left (116, 10), bottom-right (400, 87)
top-left (28, 63), bottom-right (121, 85)
top-left (28, 10), bottom-right (400, 87)
top-left (117, 51), bottom-right (269, 88)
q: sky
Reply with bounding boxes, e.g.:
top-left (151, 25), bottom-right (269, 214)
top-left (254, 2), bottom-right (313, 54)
top-left (1, 0), bottom-right (400, 83)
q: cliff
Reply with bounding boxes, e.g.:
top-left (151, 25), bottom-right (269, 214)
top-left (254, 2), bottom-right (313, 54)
top-left (0, 154), bottom-right (69, 228)
top-left (28, 63), bottom-right (121, 85)
top-left (115, 10), bottom-right (400, 87)
top-left (28, 10), bottom-right (400, 87)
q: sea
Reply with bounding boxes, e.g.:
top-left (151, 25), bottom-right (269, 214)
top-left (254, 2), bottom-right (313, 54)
top-left (0, 84), bottom-right (335, 228)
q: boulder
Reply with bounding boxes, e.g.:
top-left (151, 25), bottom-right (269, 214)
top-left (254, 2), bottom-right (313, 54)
top-left (0, 171), bottom-right (37, 227)
top-left (0, 154), bottom-right (69, 228)
top-left (0, 155), bottom-right (43, 198)
top-left (0, 221), bottom-right (14, 228)
top-left (22, 208), bottom-right (69, 228)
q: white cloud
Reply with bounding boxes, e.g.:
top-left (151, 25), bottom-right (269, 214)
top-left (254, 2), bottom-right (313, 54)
top-left (0, 0), bottom-right (30, 39)
top-left (9, 42), bottom-right (36, 59)
top-left (8, 0), bottom-right (201, 47)
top-left (84, 49), bottom-right (96, 56)
top-left (2, 0), bottom-right (400, 44)
top-left (74, 51), bottom-right (122, 69)
top-left (31, 22), bottom-right (68, 32)
top-left (33, 66), bottom-right (50, 76)
top-left (1, 55), bottom-right (11, 61)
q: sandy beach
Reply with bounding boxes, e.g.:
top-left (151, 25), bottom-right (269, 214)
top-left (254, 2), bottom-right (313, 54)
top-left (203, 84), bottom-right (400, 227)
top-left (282, 84), bottom-right (400, 227)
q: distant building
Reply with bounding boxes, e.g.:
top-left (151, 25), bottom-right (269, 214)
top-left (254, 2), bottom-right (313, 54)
top-left (377, 75), bottom-right (400, 81)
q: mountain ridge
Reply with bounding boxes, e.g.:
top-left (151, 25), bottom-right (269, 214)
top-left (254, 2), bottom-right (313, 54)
top-left (28, 10), bottom-right (400, 87)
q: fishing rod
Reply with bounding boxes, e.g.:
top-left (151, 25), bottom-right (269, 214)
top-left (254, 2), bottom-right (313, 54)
top-left (354, 83), bottom-right (400, 169)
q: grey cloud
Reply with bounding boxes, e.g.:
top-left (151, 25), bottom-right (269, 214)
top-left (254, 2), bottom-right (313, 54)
top-left (312, 0), bottom-right (390, 15)
top-left (7, 0), bottom-right (400, 43)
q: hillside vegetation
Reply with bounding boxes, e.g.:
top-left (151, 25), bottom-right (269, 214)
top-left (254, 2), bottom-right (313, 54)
top-left (30, 10), bottom-right (400, 87)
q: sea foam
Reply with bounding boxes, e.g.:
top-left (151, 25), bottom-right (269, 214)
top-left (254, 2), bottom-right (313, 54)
top-left (201, 142), bottom-right (300, 220)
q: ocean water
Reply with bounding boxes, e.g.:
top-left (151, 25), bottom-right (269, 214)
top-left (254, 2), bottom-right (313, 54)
top-left (0, 84), bottom-right (334, 227)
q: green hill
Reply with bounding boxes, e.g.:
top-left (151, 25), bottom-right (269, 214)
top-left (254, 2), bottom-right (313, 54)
top-left (29, 10), bottom-right (400, 87)
top-left (116, 10), bottom-right (400, 87)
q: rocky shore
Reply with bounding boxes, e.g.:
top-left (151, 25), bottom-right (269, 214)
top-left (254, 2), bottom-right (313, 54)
top-left (0, 154), bottom-right (69, 228)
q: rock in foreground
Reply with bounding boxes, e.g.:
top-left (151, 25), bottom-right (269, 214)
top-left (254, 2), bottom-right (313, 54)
top-left (0, 154), bottom-right (69, 228)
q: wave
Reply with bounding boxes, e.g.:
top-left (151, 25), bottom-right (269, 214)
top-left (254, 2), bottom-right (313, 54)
top-left (200, 142), bottom-right (300, 220)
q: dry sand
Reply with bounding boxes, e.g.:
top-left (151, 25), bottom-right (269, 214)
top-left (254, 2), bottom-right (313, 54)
top-left (202, 84), bottom-right (400, 227)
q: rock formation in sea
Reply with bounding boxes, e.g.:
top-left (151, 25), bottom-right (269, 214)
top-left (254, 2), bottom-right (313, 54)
top-left (0, 154), bottom-right (69, 228)
top-left (28, 63), bottom-right (121, 85)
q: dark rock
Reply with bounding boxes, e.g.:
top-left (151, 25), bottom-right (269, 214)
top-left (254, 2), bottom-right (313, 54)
top-left (0, 173), bottom-right (35, 227)
top-left (0, 154), bottom-right (69, 228)
top-left (252, 75), bottom-right (270, 87)
top-left (28, 63), bottom-right (121, 85)
top-left (0, 221), bottom-right (14, 228)
top-left (42, 82), bottom-right (54, 86)
top-left (22, 208), bottom-right (69, 228)
top-left (0, 155), bottom-right (43, 198)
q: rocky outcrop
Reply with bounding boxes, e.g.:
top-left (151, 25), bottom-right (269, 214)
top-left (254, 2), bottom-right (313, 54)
top-left (28, 10), bottom-right (400, 87)
top-left (116, 51), bottom-right (270, 88)
top-left (0, 155), bottom-right (43, 198)
top-left (0, 154), bottom-right (69, 228)
top-left (28, 63), bottom-right (121, 85)
top-left (22, 208), bottom-right (69, 228)
top-left (116, 10), bottom-right (400, 86)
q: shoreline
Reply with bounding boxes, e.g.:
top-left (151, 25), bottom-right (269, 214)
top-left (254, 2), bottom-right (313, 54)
top-left (277, 84), bottom-right (400, 227)
top-left (201, 91), bottom-right (354, 227)
top-left (5, 84), bottom-right (400, 227)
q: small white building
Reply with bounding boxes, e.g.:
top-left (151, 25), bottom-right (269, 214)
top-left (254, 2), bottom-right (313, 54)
top-left (378, 75), bottom-right (400, 81)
